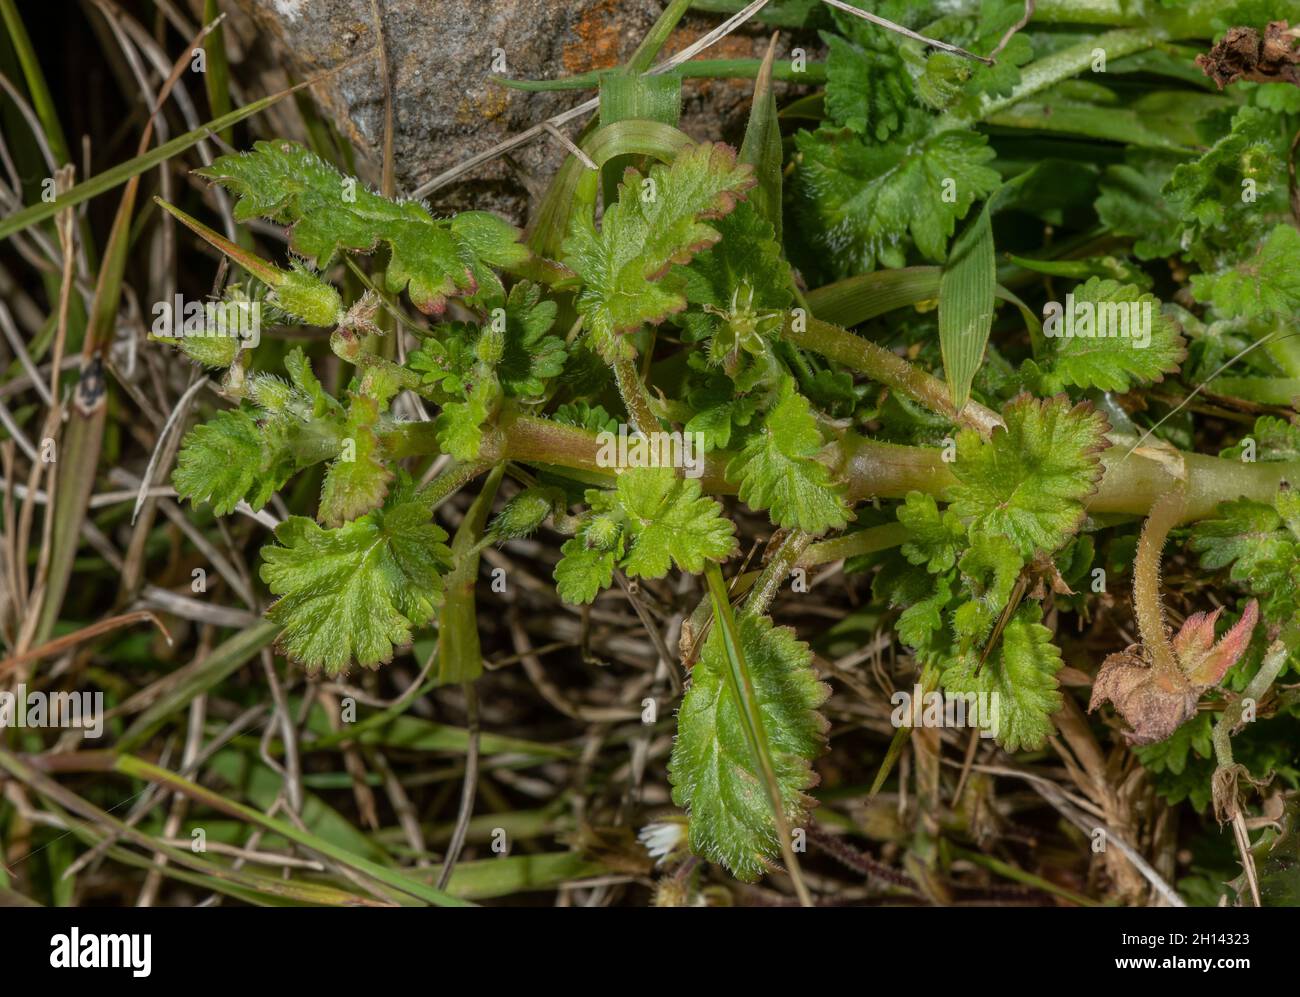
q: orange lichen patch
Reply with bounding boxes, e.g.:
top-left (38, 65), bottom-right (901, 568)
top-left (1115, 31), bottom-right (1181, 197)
top-left (662, 27), bottom-right (754, 62)
top-left (664, 27), bottom-right (759, 101)
top-left (563, 0), bottom-right (625, 74)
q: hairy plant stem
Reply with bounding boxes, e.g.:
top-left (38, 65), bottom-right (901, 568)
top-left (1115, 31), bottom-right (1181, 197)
top-left (1210, 637), bottom-right (1290, 906)
top-left (611, 355), bottom-right (663, 439)
top-left (418, 460), bottom-right (493, 511)
top-left (436, 464), bottom-right (505, 686)
top-left (1132, 487), bottom-right (1185, 678)
top-left (1213, 639), bottom-right (1290, 772)
top-left (963, 27), bottom-right (1166, 124)
top-left (781, 314), bottom-right (1003, 435)
top-left (426, 412), bottom-right (1300, 526)
top-left (800, 522), bottom-right (910, 566)
top-left (744, 530), bottom-right (813, 619)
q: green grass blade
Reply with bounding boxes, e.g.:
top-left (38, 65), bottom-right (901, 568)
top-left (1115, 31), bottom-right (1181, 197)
top-left (0, 77), bottom-right (319, 243)
top-left (527, 118), bottom-right (694, 259)
top-left (118, 622), bottom-right (280, 751)
top-left (938, 205), bottom-right (995, 410)
top-left (436, 464), bottom-right (504, 685)
top-left (113, 753), bottom-right (473, 906)
top-left (202, 0), bottom-right (234, 143)
top-left (808, 266), bottom-right (943, 326)
top-left (869, 661), bottom-right (938, 796)
top-left (626, 0), bottom-right (693, 74)
top-left (703, 561), bottom-right (813, 905)
top-left (739, 34), bottom-right (783, 243)
top-left (0, 0), bottom-right (72, 164)
top-left (442, 852), bottom-right (610, 900)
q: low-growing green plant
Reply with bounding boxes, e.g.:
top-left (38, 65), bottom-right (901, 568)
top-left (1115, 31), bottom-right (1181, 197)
top-left (151, 0), bottom-right (1300, 897)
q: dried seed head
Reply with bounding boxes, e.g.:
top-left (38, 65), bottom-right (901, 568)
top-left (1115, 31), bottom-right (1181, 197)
top-left (1089, 600), bottom-right (1260, 745)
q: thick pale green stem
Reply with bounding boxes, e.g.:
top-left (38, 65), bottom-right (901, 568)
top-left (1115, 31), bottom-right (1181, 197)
top-left (967, 28), bottom-right (1166, 123)
top-left (1034, 0), bottom-right (1220, 35)
top-left (436, 464), bottom-right (505, 686)
top-left (392, 409), bottom-right (1299, 530)
top-left (782, 314), bottom-right (1003, 434)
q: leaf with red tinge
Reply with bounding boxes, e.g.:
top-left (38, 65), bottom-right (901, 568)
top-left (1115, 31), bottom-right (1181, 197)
top-left (1174, 599), bottom-right (1260, 687)
top-left (1090, 600), bottom-right (1260, 745)
top-left (562, 142), bottom-right (755, 361)
top-left (196, 141), bottom-right (530, 314)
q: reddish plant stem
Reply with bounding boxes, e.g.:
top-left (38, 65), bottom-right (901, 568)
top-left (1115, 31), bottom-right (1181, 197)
top-left (1133, 487), bottom-right (1185, 677)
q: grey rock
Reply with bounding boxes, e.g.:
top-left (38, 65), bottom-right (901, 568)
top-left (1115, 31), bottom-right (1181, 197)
top-left (218, 0), bottom-right (781, 220)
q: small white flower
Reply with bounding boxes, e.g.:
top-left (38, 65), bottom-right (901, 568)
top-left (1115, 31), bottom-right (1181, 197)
top-left (638, 819), bottom-right (686, 866)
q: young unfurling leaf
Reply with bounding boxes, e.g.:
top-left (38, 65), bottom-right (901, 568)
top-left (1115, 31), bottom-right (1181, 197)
top-left (821, 15), bottom-right (913, 141)
top-left (685, 370), bottom-right (760, 451)
top-left (792, 119), bottom-right (1000, 277)
top-left (616, 467), bottom-right (737, 578)
top-left (952, 531), bottom-right (1023, 644)
top-left (495, 281), bottom-right (565, 399)
top-left (669, 612), bottom-right (828, 880)
top-left (1189, 497), bottom-right (1299, 598)
top-left (318, 395), bottom-right (392, 527)
top-left (554, 537), bottom-right (618, 605)
top-left (1220, 416), bottom-right (1300, 462)
top-left (726, 378), bottom-right (850, 534)
top-left (1164, 106), bottom-right (1283, 268)
top-left (434, 379), bottom-right (498, 461)
top-left (897, 491), bottom-right (964, 573)
top-left (562, 141), bottom-right (755, 360)
top-left (172, 407), bottom-right (272, 516)
top-left (259, 476), bottom-right (452, 675)
top-left (1190, 224), bottom-right (1300, 320)
top-left (552, 467), bottom-right (735, 603)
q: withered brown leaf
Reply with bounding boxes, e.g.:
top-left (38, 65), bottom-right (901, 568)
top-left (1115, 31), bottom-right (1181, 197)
top-left (1089, 601), bottom-right (1260, 745)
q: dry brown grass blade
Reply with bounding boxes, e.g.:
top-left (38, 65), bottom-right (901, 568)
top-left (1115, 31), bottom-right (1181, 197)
top-left (368, 0), bottom-right (395, 197)
top-left (0, 609), bottom-right (172, 677)
top-left (30, 14), bottom-right (225, 646)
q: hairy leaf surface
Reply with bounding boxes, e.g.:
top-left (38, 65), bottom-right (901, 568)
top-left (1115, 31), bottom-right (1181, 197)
top-left (949, 394), bottom-right (1109, 558)
top-left (562, 142), bottom-right (755, 360)
top-left (260, 478), bottom-right (452, 674)
top-left (670, 613), bottom-right (828, 880)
